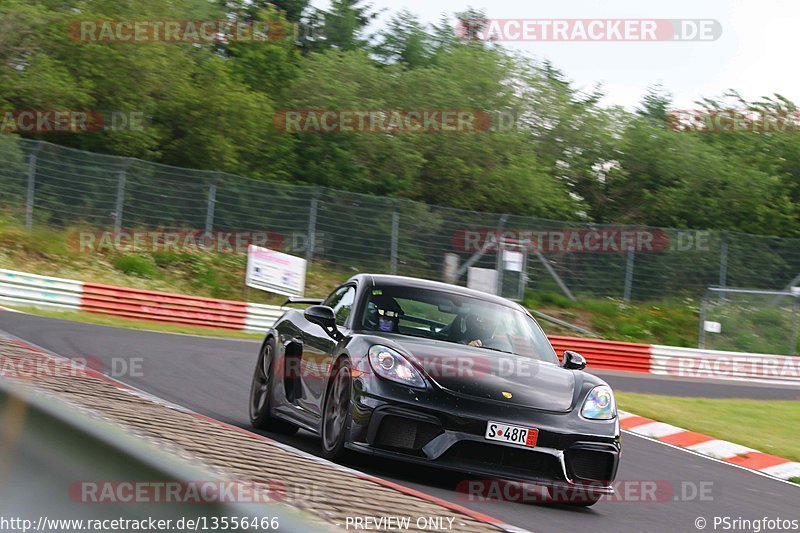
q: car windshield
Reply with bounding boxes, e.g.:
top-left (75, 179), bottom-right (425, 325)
top-left (360, 286), bottom-right (559, 364)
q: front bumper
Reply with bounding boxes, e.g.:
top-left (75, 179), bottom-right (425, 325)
top-left (348, 375), bottom-right (621, 493)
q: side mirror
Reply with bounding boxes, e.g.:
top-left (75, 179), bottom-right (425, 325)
top-left (304, 305), bottom-right (343, 341)
top-left (562, 350), bottom-right (587, 370)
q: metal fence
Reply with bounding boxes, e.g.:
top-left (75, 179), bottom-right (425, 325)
top-left (1, 136), bottom-right (800, 302)
top-left (699, 287), bottom-right (800, 355)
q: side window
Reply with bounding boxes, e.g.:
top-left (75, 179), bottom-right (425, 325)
top-left (324, 286), bottom-right (356, 326)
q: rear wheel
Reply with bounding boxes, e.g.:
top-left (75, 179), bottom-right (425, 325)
top-left (249, 338), bottom-right (298, 435)
top-left (321, 358), bottom-right (352, 460)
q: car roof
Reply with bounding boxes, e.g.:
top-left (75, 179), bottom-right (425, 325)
top-left (346, 273), bottom-right (525, 311)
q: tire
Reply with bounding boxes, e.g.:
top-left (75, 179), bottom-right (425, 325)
top-left (249, 337), bottom-right (299, 435)
top-left (321, 358), bottom-right (352, 460)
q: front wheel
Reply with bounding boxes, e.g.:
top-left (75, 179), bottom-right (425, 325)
top-left (321, 358), bottom-right (352, 460)
top-left (249, 338), bottom-right (298, 435)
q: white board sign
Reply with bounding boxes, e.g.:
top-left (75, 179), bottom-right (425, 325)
top-left (703, 320), bottom-right (722, 334)
top-left (502, 250), bottom-right (524, 272)
top-left (467, 267), bottom-right (498, 295)
top-left (246, 245), bottom-right (306, 297)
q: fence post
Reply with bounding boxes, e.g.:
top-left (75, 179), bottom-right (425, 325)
top-left (623, 248), bottom-right (635, 302)
top-left (791, 294), bottom-right (799, 356)
top-left (24, 152), bottom-right (38, 231)
top-left (495, 235), bottom-right (504, 295)
top-left (456, 214), bottom-right (509, 281)
top-left (390, 210), bottom-right (399, 275)
top-left (698, 295), bottom-right (707, 349)
top-left (205, 173), bottom-right (218, 235)
top-left (306, 188), bottom-right (321, 264)
top-left (719, 232), bottom-right (728, 290)
top-left (113, 166), bottom-right (127, 233)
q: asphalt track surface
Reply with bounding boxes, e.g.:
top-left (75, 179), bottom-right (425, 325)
top-left (1, 312), bottom-right (798, 533)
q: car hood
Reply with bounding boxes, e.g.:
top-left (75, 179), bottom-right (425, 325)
top-left (363, 333), bottom-right (576, 412)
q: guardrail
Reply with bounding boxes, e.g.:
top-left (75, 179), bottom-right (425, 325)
top-left (0, 268), bottom-right (284, 332)
top-left (548, 336), bottom-right (652, 373)
top-left (0, 269), bottom-right (83, 311)
top-left (650, 344), bottom-right (800, 385)
top-left (2, 268), bottom-right (798, 385)
top-left (0, 375), bottom-right (309, 527)
top-left (246, 303), bottom-right (287, 332)
top-left (82, 282), bottom-right (252, 330)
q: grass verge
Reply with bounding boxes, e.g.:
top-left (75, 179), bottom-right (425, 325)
top-left (0, 215), bottom-right (352, 306)
top-left (524, 291), bottom-right (698, 346)
top-left (616, 392), bottom-right (800, 463)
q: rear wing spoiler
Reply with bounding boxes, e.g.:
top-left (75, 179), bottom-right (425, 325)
top-left (281, 297), bottom-right (324, 306)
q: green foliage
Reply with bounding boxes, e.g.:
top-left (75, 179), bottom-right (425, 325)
top-left (611, 116), bottom-right (796, 235)
top-left (702, 297), bottom-right (799, 355)
top-left (373, 10), bottom-right (435, 68)
top-left (320, 0), bottom-right (380, 51)
top-left (1, 0), bottom-right (800, 237)
top-left (524, 292), bottom-right (699, 346)
top-left (524, 290), bottom-right (577, 309)
top-left (0, 215), bottom-right (351, 304)
top-left (637, 83), bottom-right (672, 122)
top-left (112, 254), bottom-right (159, 278)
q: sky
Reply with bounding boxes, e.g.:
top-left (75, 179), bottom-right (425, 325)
top-left (312, 0), bottom-right (797, 110)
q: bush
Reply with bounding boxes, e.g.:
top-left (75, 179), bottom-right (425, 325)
top-left (112, 255), bottom-right (159, 278)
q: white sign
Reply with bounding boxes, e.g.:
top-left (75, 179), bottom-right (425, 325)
top-left (703, 321), bottom-right (722, 334)
top-left (792, 286), bottom-right (800, 297)
top-left (467, 267), bottom-right (498, 295)
top-left (246, 245), bottom-right (306, 297)
top-left (502, 250), bottom-right (524, 273)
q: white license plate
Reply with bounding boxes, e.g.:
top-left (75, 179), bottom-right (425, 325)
top-left (485, 421), bottom-right (539, 447)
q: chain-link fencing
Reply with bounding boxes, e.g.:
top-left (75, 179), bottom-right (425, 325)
top-left (1, 137), bottom-right (800, 302)
top-left (699, 288), bottom-right (800, 355)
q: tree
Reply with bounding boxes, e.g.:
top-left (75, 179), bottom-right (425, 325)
top-left (454, 8), bottom-right (487, 41)
top-left (373, 10), bottom-right (434, 68)
top-left (2, 0), bottom-right (799, 238)
top-left (612, 115), bottom-right (796, 235)
top-left (305, 0), bottom-right (381, 52)
top-left (638, 83), bottom-right (672, 123)
top-left (0, 0), bottom-right (297, 180)
top-left (391, 45), bottom-right (580, 217)
top-left (510, 58), bottom-right (618, 221)
top-left (270, 0), bottom-right (309, 23)
top-left (689, 92), bottom-right (800, 220)
top-left (223, 7), bottom-right (302, 101)
top-left (282, 51), bottom-right (423, 195)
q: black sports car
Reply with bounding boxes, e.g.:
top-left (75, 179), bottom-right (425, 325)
top-left (249, 274), bottom-right (620, 505)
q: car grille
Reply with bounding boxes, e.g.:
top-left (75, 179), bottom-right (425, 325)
top-left (373, 415), bottom-right (443, 454)
top-left (439, 441), bottom-right (564, 480)
top-left (535, 431), bottom-right (577, 450)
top-left (566, 448), bottom-right (616, 483)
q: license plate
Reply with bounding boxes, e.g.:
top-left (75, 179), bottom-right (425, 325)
top-left (485, 421), bottom-right (539, 447)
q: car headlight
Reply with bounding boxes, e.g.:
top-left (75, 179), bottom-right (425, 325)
top-left (368, 345), bottom-right (426, 389)
top-left (581, 385), bottom-right (616, 420)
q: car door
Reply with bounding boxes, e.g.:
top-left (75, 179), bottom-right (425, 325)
top-left (298, 284), bottom-right (356, 415)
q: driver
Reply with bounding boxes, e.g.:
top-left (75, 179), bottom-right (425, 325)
top-left (366, 295), bottom-right (404, 333)
top-left (461, 310), bottom-right (498, 347)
